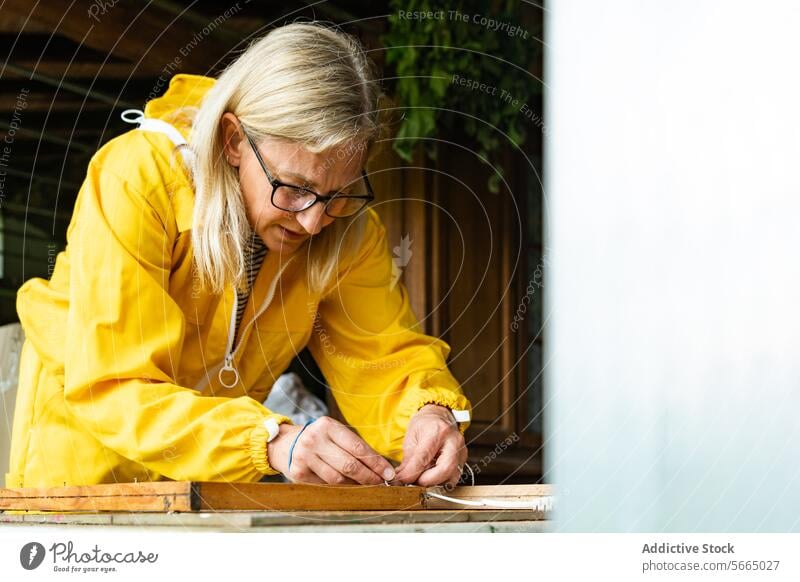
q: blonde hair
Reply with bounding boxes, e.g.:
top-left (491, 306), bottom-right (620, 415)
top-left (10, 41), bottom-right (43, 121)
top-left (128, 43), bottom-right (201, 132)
top-left (187, 22), bottom-right (383, 297)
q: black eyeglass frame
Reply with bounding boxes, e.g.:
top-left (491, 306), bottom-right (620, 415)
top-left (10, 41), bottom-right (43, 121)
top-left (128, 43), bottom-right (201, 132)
top-left (243, 131), bottom-right (375, 218)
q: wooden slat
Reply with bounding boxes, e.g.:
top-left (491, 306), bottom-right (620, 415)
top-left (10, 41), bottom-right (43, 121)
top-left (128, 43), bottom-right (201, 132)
top-left (0, 481), bottom-right (193, 512)
top-left (0, 92), bottom-right (113, 112)
top-left (0, 10), bottom-right (50, 33)
top-left (431, 484), bottom-right (552, 498)
top-left (6, 61), bottom-right (157, 79)
top-left (193, 482), bottom-right (426, 512)
top-left (0, 494), bottom-right (191, 513)
top-left (0, 481), bottom-right (426, 513)
top-left (249, 508), bottom-right (546, 526)
top-left (424, 484), bottom-right (554, 510)
top-left (0, 509), bottom-right (547, 527)
top-left (0, 482), bottom-right (552, 513)
top-left (2, 0), bottom-right (230, 73)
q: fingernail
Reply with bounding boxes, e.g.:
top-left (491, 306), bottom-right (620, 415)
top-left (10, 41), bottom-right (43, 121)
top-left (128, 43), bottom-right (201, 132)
top-left (383, 467), bottom-right (395, 480)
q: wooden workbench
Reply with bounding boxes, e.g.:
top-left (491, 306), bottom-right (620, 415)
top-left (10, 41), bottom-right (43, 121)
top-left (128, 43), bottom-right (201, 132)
top-left (0, 509), bottom-right (549, 532)
top-left (0, 481), bottom-right (553, 532)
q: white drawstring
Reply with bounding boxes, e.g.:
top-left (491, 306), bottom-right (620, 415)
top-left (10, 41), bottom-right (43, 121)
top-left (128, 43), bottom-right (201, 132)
top-left (464, 463), bottom-right (475, 486)
top-left (120, 108), bottom-right (195, 169)
top-left (120, 109), bottom-right (145, 124)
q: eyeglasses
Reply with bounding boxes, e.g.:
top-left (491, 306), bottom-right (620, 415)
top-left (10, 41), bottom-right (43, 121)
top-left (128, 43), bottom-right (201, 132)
top-left (243, 131), bottom-right (374, 219)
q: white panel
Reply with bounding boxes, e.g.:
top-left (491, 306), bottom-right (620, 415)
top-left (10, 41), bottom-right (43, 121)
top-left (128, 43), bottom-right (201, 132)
top-left (546, 1), bottom-right (800, 531)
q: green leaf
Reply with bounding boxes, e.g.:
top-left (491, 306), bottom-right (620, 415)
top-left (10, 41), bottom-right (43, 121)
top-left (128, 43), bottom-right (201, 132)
top-left (381, 0), bottom-right (539, 190)
top-left (488, 172), bottom-right (501, 194)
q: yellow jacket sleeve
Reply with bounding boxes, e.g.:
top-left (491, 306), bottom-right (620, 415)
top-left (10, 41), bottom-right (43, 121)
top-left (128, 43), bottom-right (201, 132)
top-left (306, 211), bottom-right (472, 462)
top-left (62, 160), bottom-right (289, 482)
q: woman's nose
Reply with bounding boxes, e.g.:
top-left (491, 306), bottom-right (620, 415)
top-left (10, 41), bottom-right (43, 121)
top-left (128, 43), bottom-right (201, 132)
top-left (295, 202), bottom-right (331, 235)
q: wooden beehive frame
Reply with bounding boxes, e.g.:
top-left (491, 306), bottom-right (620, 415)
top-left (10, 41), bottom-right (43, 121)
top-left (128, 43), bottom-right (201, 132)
top-left (0, 482), bottom-right (553, 513)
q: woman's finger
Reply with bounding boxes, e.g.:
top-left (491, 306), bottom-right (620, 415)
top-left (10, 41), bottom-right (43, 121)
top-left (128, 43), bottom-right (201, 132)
top-left (327, 420), bottom-right (396, 481)
top-left (289, 447), bottom-right (360, 485)
top-left (394, 436), bottom-right (440, 484)
top-left (287, 457), bottom-right (327, 484)
top-left (295, 417), bottom-right (385, 484)
top-left (415, 442), bottom-right (462, 486)
top-left (317, 437), bottom-right (385, 485)
top-left (308, 455), bottom-right (360, 485)
top-left (417, 438), bottom-right (466, 487)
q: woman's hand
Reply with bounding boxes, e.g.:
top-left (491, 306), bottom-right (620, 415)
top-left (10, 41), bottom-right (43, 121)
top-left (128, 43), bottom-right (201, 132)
top-left (267, 416), bottom-right (396, 485)
top-left (392, 404), bottom-right (468, 487)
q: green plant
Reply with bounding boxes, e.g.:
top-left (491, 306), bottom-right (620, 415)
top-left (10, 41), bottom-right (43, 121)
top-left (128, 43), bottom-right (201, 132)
top-left (382, 0), bottom-right (541, 192)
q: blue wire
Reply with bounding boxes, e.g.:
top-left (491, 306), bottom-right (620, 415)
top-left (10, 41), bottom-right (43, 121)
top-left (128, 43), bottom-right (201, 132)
top-left (287, 418), bottom-right (317, 473)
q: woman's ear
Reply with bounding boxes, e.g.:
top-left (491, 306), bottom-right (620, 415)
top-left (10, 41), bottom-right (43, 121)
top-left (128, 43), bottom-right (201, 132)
top-left (220, 112), bottom-right (243, 167)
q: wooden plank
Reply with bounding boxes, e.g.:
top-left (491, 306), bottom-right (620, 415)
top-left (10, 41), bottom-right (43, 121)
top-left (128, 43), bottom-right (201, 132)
top-left (0, 482), bottom-right (552, 513)
top-left (0, 494), bottom-right (190, 513)
top-left (424, 484), bottom-right (554, 510)
top-left (0, 92), bottom-right (112, 112)
top-left (248, 508), bottom-right (545, 526)
top-left (0, 509), bottom-right (547, 528)
top-left (430, 484), bottom-right (552, 499)
top-left (5, 61), bottom-right (156, 80)
top-left (0, 513), bottom-right (550, 532)
top-left (0, 482), bottom-right (193, 512)
top-left (193, 482), bottom-right (426, 512)
top-left (1, 0), bottom-right (229, 73)
top-left (0, 481), bottom-right (426, 513)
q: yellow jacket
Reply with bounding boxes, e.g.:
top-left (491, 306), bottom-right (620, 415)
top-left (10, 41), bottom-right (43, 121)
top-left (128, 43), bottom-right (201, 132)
top-left (6, 74), bottom-right (472, 488)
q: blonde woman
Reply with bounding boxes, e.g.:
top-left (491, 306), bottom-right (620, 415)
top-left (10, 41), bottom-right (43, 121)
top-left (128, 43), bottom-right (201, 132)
top-left (7, 23), bottom-right (472, 489)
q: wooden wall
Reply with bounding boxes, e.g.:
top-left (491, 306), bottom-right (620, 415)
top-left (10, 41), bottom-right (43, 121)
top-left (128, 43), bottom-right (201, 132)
top-left (368, 136), bottom-right (542, 483)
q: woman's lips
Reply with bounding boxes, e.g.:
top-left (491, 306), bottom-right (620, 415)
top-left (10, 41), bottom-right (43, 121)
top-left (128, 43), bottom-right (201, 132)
top-left (277, 225), bottom-right (307, 241)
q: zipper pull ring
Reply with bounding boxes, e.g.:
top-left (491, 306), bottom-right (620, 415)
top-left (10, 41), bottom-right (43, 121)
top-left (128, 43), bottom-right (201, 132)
top-left (218, 356), bottom-right (240, 388)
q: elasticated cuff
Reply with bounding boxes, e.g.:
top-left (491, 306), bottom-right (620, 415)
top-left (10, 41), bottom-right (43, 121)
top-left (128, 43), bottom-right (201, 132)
top-left (412, 389), bottom-right (473, 434)
top-left (249, 414), bottom-right (293, 475)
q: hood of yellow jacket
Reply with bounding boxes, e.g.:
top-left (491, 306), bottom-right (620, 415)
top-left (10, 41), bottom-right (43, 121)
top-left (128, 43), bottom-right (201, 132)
top-left (143, 73), bottom-right (216, 140)
top-left (139, 73), bottom-right (216, 233)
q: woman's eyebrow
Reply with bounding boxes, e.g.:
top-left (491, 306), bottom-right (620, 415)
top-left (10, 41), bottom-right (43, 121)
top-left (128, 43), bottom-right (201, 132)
top-left (280, 170), bottom-right (317, 187)
top-left (278, 170), bottom-right (353, 194)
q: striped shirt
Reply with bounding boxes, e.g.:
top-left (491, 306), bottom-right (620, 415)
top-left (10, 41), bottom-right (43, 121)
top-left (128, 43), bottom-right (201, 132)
top-left (234, 233), bottom-right (269, 343)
